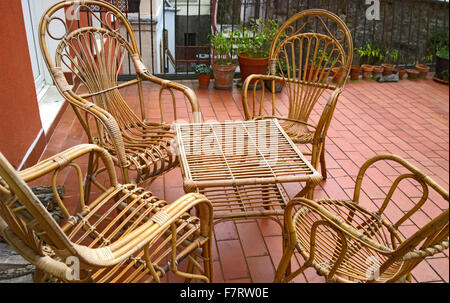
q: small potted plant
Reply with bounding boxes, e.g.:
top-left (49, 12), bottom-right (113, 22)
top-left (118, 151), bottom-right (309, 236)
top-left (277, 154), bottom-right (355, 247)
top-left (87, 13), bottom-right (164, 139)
top-left (235, 19), bottom-right (279, 84)
top-left (356, 42), bottom-right (383, 80)
top-left (395, 55), bottom-right (407, 80)
top-left (209, 31), bottom-right (238, 90)
top-left (416, 55), bottom-right (432, 79)
top-left (194, 64), bottom-right (212, 89)
top-left (382, 49), bottom-right (399, 76)
top-left (407, 62), bottom-right (420, 80)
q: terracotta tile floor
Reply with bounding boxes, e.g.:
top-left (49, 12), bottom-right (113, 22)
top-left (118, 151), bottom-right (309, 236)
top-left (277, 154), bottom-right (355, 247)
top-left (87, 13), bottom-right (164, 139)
top-left (39, 77), bottom-right (449, 283)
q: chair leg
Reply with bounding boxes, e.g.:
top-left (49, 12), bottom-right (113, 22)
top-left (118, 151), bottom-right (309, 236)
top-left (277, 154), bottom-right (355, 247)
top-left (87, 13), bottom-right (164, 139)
top-left (274, 246), bottom-right (295, 283)
top-left (202, 238), bottom-right (213, 283)
top-left (320, 144), bottom-right (327, 180)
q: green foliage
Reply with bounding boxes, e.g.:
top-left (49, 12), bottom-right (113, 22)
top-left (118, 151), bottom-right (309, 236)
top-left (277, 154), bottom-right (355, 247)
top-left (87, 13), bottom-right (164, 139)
top-left (385, 49), bottom-right (399, 64)
top-left (355, 42), bottom-right (385, 65)
top-left (428, 27), bottom-right (449, 57)
top-left (209, 31), bottom-right (237, 65)
top-left (234, 19), bottom-right (279, 58)
top-left (194, 64), bottom-right (212, 75)
top-left (311, 49), bottom-right (337, 68)
top-left (436, 48), bottom-right (449, 60)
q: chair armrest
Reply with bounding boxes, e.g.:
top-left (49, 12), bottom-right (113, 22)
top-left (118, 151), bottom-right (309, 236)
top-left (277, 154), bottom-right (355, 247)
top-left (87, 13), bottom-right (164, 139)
top-left (284, 197), bottom-right (395, 255)
top-left (242, 74), bottom-right (283, 120)
top-left (70, 193), bottom-right (213, 268)
top-left (353, 154), bottom-right (449, 228)
top-left (18, 144), bottom-right (117, 185)
top-left (138, 72), bottom-right (201, 123)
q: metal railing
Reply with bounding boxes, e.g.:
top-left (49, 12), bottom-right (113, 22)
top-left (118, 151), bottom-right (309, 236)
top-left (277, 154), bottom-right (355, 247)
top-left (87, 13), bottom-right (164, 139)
top-left (112, 0), bottom-right (449, 80)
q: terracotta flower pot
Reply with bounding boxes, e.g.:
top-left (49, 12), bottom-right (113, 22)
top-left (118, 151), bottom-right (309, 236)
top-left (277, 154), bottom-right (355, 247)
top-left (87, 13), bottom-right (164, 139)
top-left (398, 68), bottom-right (407, 80)
top-left (350, 65), bottom-right (361, 80)
top-left (212, 63), bottom-right (237, 90)
top-left (372, 66), bottom-right (384, 78)
top-left (381, 63), bottom-right (395, 76)
top-left (237, 53), bottom-right (269, 84)
top-left (415, 64), bottom-right (430, 78)
top-left (331, 67), bottom-right (343, 82)
top-left (406, 69), bottom-right (420, 80)
top-left (361, 64), bottom-right (374, 79)
top-left (198, 74), bottom-right (211, 88)
top-left (304, 65), bottom-right (319, 81)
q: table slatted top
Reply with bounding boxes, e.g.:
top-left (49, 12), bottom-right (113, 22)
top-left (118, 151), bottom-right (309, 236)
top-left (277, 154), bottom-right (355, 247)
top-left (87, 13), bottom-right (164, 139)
top-left (175, 119), bottom-right (322, 190)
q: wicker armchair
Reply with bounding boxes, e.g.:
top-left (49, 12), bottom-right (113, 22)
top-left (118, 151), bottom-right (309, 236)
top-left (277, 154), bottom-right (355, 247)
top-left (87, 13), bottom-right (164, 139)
top-left (39, 0), bottom-right (201, 186)
top-left (275, 155), bottom-right (449, 283)
top-left (0, 144), bottom-right (213, 282)
top-left (242, 9), bottom-right (353, 179)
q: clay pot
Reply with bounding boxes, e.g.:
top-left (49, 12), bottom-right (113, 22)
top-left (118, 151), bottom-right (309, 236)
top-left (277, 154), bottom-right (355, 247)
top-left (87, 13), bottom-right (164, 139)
top-left (237, 53), bottom-right (269, 84)
top-left (197, 74), bottom-right (211, 88)
top-left (406, 69), bottom-right (420, 80)
top-left (361, 64), bottom-right (374, 79)
top-left (304, 65), bottom-right (319, 81)
top-left (415, 64), bottom-right (430, 78)
top-left (212, 63), bottom-right (238, 90)
top-left (350, 65), bottom-right (361, 80)
top-left (398, 68), bottom-right (407, 80)
top-left (381, 63), bottom-right (395, 76)
top-left (372, 66), bottom-right (384, 78)
top-left (331, 67), bottom-right (343, 82)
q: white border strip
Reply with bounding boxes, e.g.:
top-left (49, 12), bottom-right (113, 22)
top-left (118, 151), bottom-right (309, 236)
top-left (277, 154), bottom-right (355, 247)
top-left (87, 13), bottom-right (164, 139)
top-left (17, 128), bottom-right (44, 171)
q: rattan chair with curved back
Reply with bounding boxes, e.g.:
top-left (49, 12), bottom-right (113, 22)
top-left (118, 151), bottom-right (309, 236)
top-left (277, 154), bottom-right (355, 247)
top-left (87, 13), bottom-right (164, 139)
top-left (39, 0), bottom-right (201, 188)
top-left (274, 155), bottom-right (449, 283)
top-left (0, 144), bottom-right (213, 283)
top-left (242, 9), bottom-right (353, 179)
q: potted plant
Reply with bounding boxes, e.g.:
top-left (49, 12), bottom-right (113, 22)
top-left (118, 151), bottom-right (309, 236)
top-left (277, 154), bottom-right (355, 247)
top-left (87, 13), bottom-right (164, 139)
top-left (407, 67), bottom-right (420, 80)
top-left (356, 42), bottom-right (383, 80)
top-left (434, 46), bottom-right (449, 84)
top-left (194, 64), bottom-right (212, 89)
top-left (428, 28), bottom-right (449, 84)
top-left (235, 19), bottom-right (279, 84)
top-left (382, 49), bottom-right (399, 76)
top-left (395, 55), bottom-right (407, 80)
top-left (209, 31), bottom-right (238, 90)
top-left (416, 55), bottom-right (432, 79)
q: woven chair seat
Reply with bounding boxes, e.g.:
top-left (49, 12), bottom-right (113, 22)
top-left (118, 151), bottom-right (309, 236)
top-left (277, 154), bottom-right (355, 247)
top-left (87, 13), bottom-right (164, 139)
top-left (104, 126), bottom-right (178, 183)
top-left (279, 120), bottom-right (315, 144)
top-left (294, 199), bottom-right (405, 282)
top-left (58, 184), bottom-right (203, 282)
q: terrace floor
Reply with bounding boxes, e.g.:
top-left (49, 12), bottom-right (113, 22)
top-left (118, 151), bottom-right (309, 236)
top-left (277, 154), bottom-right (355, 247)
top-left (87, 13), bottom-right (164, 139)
top-left (39, 77), bottom-right (449, 283)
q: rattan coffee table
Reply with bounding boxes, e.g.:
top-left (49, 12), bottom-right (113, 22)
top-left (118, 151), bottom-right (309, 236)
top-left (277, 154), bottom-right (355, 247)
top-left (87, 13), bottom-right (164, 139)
top-left (175, 119), bottom-right (322, 222)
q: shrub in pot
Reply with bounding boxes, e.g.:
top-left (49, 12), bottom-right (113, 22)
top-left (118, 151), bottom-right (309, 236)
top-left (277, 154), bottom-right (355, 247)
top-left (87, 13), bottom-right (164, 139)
top-left (235, 19), bottom-right (278, 84)
top-left (209, 31), bottom-right (238, 90)
top-left (406, 69), bottom-right (420, 80)
top-left (434, 46), bottom-right (449, 84)
top-left (381, 49), bottom-right (399, 76)
top-left (356, 42), bottom-right (385, 80)
top-left (194, 64), bottom-right (212, 89)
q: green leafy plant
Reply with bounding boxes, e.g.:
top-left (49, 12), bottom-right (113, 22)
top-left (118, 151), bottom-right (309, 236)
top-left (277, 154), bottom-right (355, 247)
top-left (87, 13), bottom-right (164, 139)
top-left (311, 49), bottom-right (337, 68)
top-left (385, 49), bottom-right (399, 64)
top-left (356, 42), bottom-right (384, 65)
top-left (209, 31), bottom-right (237, 65)
top-left (235, 19), bottom-right (279, 58)
top-left (436, 47), bottom-right (449, 59)
top-left (427, 27), bottom-right (449, 57)
top-left (194, 64), bottom-right (212, 75)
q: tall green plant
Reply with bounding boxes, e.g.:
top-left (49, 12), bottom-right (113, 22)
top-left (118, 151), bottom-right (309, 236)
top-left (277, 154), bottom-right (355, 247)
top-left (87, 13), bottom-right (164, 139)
top-left (356, 42), bottom-right (384, 65)
top-left (209, 31), bottom-right (237, 65)
top-left (235, 19), bottom-right (279, 58)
